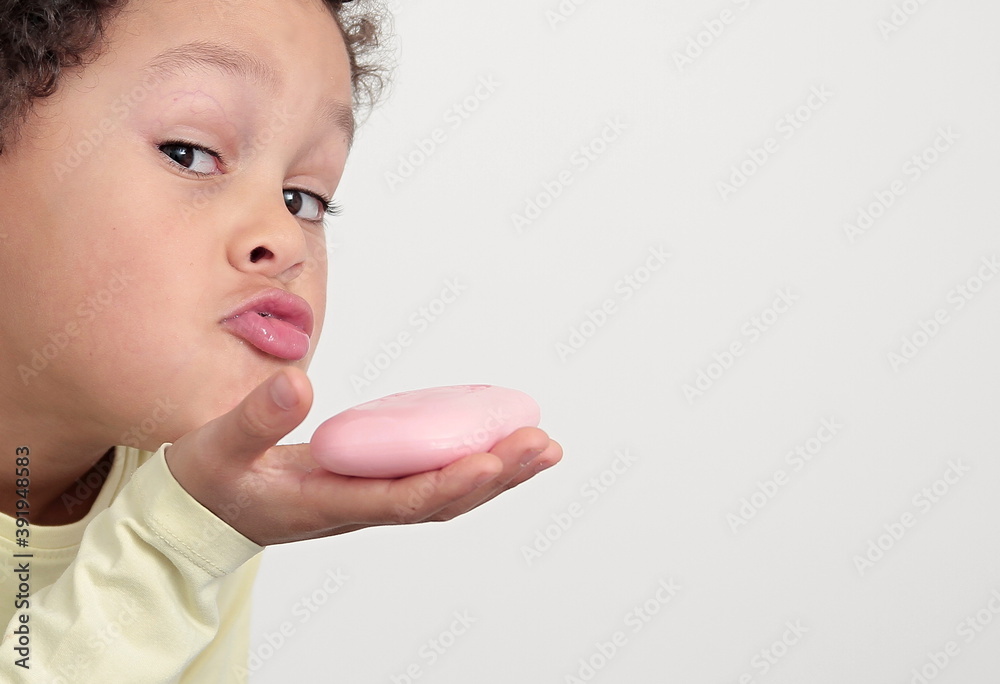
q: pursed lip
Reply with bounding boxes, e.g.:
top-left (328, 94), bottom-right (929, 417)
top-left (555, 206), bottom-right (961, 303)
top-left (221, 288), bottom-right (315, 339)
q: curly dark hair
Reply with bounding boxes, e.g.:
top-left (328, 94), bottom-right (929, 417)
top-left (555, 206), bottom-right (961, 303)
top-left (0, 0), bottom-right (391, 153)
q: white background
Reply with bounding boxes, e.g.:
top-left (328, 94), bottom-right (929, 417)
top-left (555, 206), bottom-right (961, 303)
top-left (249, 1), bottom-right (1000, 682)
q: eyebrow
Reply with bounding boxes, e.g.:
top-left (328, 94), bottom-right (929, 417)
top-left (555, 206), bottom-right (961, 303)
top-left (142, 41), bottom-right (355, 148)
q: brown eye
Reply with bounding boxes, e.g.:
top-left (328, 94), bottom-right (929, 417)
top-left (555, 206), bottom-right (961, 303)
top-left (283, 189), bottom-right (303, 215)
top-left (159, 143), bottom-right (220, 175)
top-left (283, 189), bottom-right (326, 222)
top-left (162, 144), bottom-right (194, 167)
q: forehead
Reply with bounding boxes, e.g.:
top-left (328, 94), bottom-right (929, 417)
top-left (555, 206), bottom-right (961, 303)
top-left (100, 0), bottom-right (354, 117)
top-left (111, 0), bottom-right (348, 59)
top-left (141, 40), bottom-right (355, 146)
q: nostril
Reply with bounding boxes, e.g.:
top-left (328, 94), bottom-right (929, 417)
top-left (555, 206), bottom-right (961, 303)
top-left (249, 246), bottom-right (272, 263)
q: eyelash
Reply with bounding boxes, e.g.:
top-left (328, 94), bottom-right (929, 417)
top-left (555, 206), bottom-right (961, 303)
top-left (158, 139), bottom-right (342, 221)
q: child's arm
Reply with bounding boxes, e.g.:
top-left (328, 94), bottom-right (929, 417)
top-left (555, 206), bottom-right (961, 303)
top-left (164, 367), bottom-right (561, 547)
top-left (0, 367), bottom-right (559, 681)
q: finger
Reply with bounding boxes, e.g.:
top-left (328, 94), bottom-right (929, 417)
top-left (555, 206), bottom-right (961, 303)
top-left (499, 438), bottom-right (563, 490)
top-left (469, 426), bottom-right (554, 487)
top-left (301, 451), bottom-right (503, 526)
top-left (262, 441), bottom-right (318, 475)
top-left (434, 436), bottom-right (563, 519)
top-left (199, 366), bottom-right (313, 466)
top-left (392, 427), bottom-right (552, 520)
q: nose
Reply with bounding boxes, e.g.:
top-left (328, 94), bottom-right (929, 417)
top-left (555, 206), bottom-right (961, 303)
top-left (228, 198), bottom-right (309, 283)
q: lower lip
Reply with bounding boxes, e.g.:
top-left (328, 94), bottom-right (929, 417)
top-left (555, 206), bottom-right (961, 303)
top-left (222, 314), bottom-right (310, 361)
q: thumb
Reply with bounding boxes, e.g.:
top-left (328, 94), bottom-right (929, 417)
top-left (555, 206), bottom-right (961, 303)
top-left (208, 366), bottom-right (313, 462)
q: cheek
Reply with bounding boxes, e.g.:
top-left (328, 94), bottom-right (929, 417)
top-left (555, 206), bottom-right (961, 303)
top-left (68, 280), bottom-right (183, 371)
top-left (304, 236), bottom-right (330, 331)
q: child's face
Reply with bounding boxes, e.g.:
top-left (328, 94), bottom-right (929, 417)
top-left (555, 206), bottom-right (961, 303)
top-left (0, 0), bottom-right (353, 449)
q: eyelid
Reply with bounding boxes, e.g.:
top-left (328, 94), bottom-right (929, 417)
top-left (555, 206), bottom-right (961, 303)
top-left (289, 186), bottom-right (331, 207)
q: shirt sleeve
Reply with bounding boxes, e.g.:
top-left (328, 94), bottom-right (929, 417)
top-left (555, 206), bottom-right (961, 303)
top-left (0, 443), bottom-right (264, 683)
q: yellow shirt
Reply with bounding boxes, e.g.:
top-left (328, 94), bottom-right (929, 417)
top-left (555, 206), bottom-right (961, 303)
top-left (0, 444), bottom-right (264, 682)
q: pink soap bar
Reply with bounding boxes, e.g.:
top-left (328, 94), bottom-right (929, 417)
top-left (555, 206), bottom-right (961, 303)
top-left (311, 385), bottom-right (541, 478)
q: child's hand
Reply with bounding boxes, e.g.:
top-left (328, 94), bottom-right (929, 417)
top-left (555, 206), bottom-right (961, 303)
top-left (163, 368), bottom-right (562, 546)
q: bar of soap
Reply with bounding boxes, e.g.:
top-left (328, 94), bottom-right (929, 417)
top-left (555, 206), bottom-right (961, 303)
top-left (311, 385), bottom-right (541, 478)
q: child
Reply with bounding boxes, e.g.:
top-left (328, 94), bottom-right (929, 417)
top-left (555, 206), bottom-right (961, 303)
top-left (0, 0), bottom-right (562, 680)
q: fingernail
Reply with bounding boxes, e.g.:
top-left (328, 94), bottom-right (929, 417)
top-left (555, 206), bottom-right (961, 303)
top-left (270, 372), bottom-right (298, 410)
